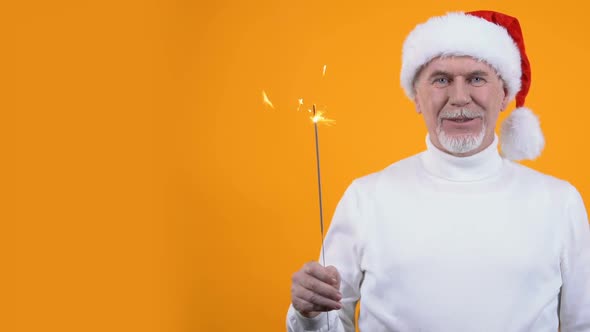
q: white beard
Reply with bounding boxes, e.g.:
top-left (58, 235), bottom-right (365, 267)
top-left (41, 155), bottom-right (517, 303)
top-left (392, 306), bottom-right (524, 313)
top-left (436, 109), bottom-right (486, 154)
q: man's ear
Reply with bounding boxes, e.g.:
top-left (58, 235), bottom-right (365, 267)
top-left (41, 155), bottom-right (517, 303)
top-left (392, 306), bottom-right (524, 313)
top-left (414, 94), bottom-right (422, 114)
top-left (500, 87), bottom-right (510, 112)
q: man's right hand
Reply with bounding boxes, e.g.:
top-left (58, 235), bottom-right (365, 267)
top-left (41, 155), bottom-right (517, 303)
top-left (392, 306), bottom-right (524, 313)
top-left (290, 261), bottom-right (343, 318)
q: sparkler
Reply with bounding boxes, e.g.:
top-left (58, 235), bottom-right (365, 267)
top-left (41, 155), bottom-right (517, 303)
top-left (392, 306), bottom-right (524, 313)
top-left (313, 68), bottom-right (332, 278)
top-left (311, 103), bottom-right (327, 279)
top-left (262, 65), bottom-right (334, 328)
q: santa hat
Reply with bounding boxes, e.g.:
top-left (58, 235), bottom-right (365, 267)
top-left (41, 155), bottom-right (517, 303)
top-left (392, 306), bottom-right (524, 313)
top-left (401, 10), bottom-right (544, 161)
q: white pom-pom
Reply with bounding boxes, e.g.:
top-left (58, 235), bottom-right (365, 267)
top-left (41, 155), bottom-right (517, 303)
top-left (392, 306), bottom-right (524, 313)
top-left (500, 107), bottom-right (545, 161)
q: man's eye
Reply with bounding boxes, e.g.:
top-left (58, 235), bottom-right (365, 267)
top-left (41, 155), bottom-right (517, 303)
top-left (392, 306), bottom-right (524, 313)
top-left (470, 77), bottom-right (486, 86)
top-left (433, 77), bottom-right (449, 85)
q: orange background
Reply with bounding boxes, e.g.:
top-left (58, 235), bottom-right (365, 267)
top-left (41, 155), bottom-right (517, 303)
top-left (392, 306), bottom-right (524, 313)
top-left (10, 0), bottom-right (590, 331)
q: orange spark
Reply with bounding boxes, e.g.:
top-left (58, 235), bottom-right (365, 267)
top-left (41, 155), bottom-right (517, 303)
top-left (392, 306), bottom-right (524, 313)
top-left (262, 90), bottom-right (274, 109)
top-left (322, 64), bottom-right (327, 77)
top-left (296, 98), bottom-right (304, 112)
top-left (312, 110), bottom-right (335, 125)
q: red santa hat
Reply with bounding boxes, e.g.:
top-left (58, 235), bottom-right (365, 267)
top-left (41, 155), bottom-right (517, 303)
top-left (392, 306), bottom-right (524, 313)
top-left (401, 10), bottom-right (544, 161)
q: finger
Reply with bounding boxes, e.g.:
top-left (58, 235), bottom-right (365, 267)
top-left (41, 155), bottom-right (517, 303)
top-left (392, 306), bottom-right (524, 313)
top-left (305, 263), bottom-right (340, 288)
top-left (293, 285), bottom-right (343, 311)
top-left (299, 274), bottom-right (342, 302)
top-left (325, 265), bottom-right (341, 287)
top-left (292, 297), bottom-right (332, 315)
top-left (296, 276), bottom-right (342, 301)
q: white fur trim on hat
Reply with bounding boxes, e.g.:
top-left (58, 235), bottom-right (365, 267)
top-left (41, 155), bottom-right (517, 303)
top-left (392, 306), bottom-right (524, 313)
top-left (401, 12), bottom-right (522, 102)
top-left (500, 107), bottom-right (545, 161)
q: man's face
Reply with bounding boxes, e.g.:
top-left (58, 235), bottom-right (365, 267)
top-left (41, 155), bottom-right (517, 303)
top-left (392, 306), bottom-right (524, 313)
top-left (413, 56), bottom-right (509, 157)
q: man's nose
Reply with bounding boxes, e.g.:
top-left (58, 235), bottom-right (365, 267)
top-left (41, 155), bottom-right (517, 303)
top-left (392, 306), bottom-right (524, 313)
top-left (449, 80), bottom-right (471, 107)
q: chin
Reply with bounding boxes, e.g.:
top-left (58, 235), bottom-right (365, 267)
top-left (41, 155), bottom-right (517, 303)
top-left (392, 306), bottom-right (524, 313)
top-left (437, 130), bottom-right (486, 155)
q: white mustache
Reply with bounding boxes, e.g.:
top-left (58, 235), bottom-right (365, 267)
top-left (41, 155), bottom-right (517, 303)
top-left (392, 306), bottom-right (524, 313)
top-left (439, 108), bottom-right (483, 120)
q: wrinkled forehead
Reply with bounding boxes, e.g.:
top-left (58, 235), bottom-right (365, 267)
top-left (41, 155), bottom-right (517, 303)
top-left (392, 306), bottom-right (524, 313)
top-left (414, 55), bottom-right (502, 83)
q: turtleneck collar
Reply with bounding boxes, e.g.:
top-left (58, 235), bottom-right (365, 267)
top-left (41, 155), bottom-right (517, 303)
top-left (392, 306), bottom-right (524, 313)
top-left (420, 134), bottom-right (504, 182)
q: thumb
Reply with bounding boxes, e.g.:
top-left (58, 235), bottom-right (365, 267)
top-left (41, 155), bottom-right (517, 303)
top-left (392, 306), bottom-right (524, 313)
top-left (325, 265), bottom-right (341, 288)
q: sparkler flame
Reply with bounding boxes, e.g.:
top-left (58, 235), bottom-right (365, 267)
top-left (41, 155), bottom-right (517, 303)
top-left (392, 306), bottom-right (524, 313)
top-left (262, 64), bottom-right (334, 125)
top-left (311, 111), bottom-right (334, 124)
top-left (311, 109), bottom-right (335, 125)
top-left (262, 90), bottom-right (274, 109)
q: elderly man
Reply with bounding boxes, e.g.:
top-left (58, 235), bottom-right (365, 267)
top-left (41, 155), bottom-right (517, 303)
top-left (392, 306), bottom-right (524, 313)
top-left (286, 10), bottom-right (590, 332)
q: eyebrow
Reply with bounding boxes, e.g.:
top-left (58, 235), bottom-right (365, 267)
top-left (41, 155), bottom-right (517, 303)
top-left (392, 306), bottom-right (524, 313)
top-left (428, 70), bottom-right (490, 79)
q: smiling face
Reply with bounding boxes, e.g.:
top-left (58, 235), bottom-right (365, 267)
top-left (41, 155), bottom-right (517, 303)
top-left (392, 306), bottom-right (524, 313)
top-left (413, 56), bottom-right (510, 157)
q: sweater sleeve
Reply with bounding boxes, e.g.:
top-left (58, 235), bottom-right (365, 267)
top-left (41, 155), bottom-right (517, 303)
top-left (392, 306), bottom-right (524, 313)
top-left (559, 185), bottom-right (590, 331)
top-left (287, 182), bottom-right (365, 332)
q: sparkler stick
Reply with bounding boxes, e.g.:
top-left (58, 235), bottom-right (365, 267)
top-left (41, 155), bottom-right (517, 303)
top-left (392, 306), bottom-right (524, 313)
top-left (312, 103), bottom-right (332, 330)
top-left (312, 104), bottom-right (327, 272)
top-left (317, 65), bottom-right (329, 329)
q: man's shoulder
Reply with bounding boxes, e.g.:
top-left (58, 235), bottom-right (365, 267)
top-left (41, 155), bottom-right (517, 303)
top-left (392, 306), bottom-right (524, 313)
top-left (507, 160), bottom-right (577, 194)
top-left (351, 153), bottom-right (423, 189)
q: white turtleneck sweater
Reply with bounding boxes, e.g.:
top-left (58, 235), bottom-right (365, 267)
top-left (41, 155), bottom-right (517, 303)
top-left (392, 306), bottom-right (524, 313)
top-left (287, 135), bottom-right (590, 332)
